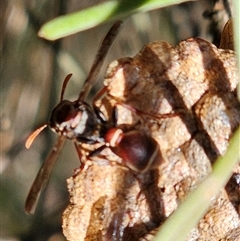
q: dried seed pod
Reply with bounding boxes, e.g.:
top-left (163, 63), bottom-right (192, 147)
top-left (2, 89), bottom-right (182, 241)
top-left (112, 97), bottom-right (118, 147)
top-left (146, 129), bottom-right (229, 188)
top-left (219, 19), bottom-right (234, 50)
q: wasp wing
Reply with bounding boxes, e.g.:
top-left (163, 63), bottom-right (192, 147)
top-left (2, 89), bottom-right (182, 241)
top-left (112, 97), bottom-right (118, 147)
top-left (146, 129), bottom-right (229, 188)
top-left (25, 136), bottom-right (66, 214)
top-left (78, 20), bottom-right (123, 101)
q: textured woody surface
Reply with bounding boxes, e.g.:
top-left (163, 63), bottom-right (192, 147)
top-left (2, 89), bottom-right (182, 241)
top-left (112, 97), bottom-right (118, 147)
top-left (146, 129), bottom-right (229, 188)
top-left (62, 37), bottom-right (240, 240)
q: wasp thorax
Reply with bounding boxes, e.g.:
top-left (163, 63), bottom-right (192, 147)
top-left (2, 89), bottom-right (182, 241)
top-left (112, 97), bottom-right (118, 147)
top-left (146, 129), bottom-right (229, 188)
top-left (49, 100), bottom-right (98, 140)
top-left (105, 129), bottom-right (162, 172)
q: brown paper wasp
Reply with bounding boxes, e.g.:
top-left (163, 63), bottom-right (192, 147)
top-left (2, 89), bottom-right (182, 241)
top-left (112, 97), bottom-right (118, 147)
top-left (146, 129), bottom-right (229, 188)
top-left (25, 21), bottom-right (162, 214)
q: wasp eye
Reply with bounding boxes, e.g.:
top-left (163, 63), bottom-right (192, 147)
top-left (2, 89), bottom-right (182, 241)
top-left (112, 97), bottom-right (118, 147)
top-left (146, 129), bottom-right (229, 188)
top-left (49, 100), bottom-right (77, 128)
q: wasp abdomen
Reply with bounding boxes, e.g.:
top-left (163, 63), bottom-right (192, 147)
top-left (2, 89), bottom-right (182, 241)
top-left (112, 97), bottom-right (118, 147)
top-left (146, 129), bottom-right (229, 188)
top-left (106, 128), bottom-right (162, 172)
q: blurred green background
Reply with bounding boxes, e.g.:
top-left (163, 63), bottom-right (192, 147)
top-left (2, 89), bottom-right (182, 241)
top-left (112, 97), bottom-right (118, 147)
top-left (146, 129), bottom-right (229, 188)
top-left (1, 0), bottom-right (231, 240)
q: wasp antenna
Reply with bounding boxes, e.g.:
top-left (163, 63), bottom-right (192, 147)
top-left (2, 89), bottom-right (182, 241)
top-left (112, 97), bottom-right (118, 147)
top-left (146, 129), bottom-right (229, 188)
top-left (25, 124), bottom-right (48, 149)
top-left (60, 73), bottom-right (73, 101)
